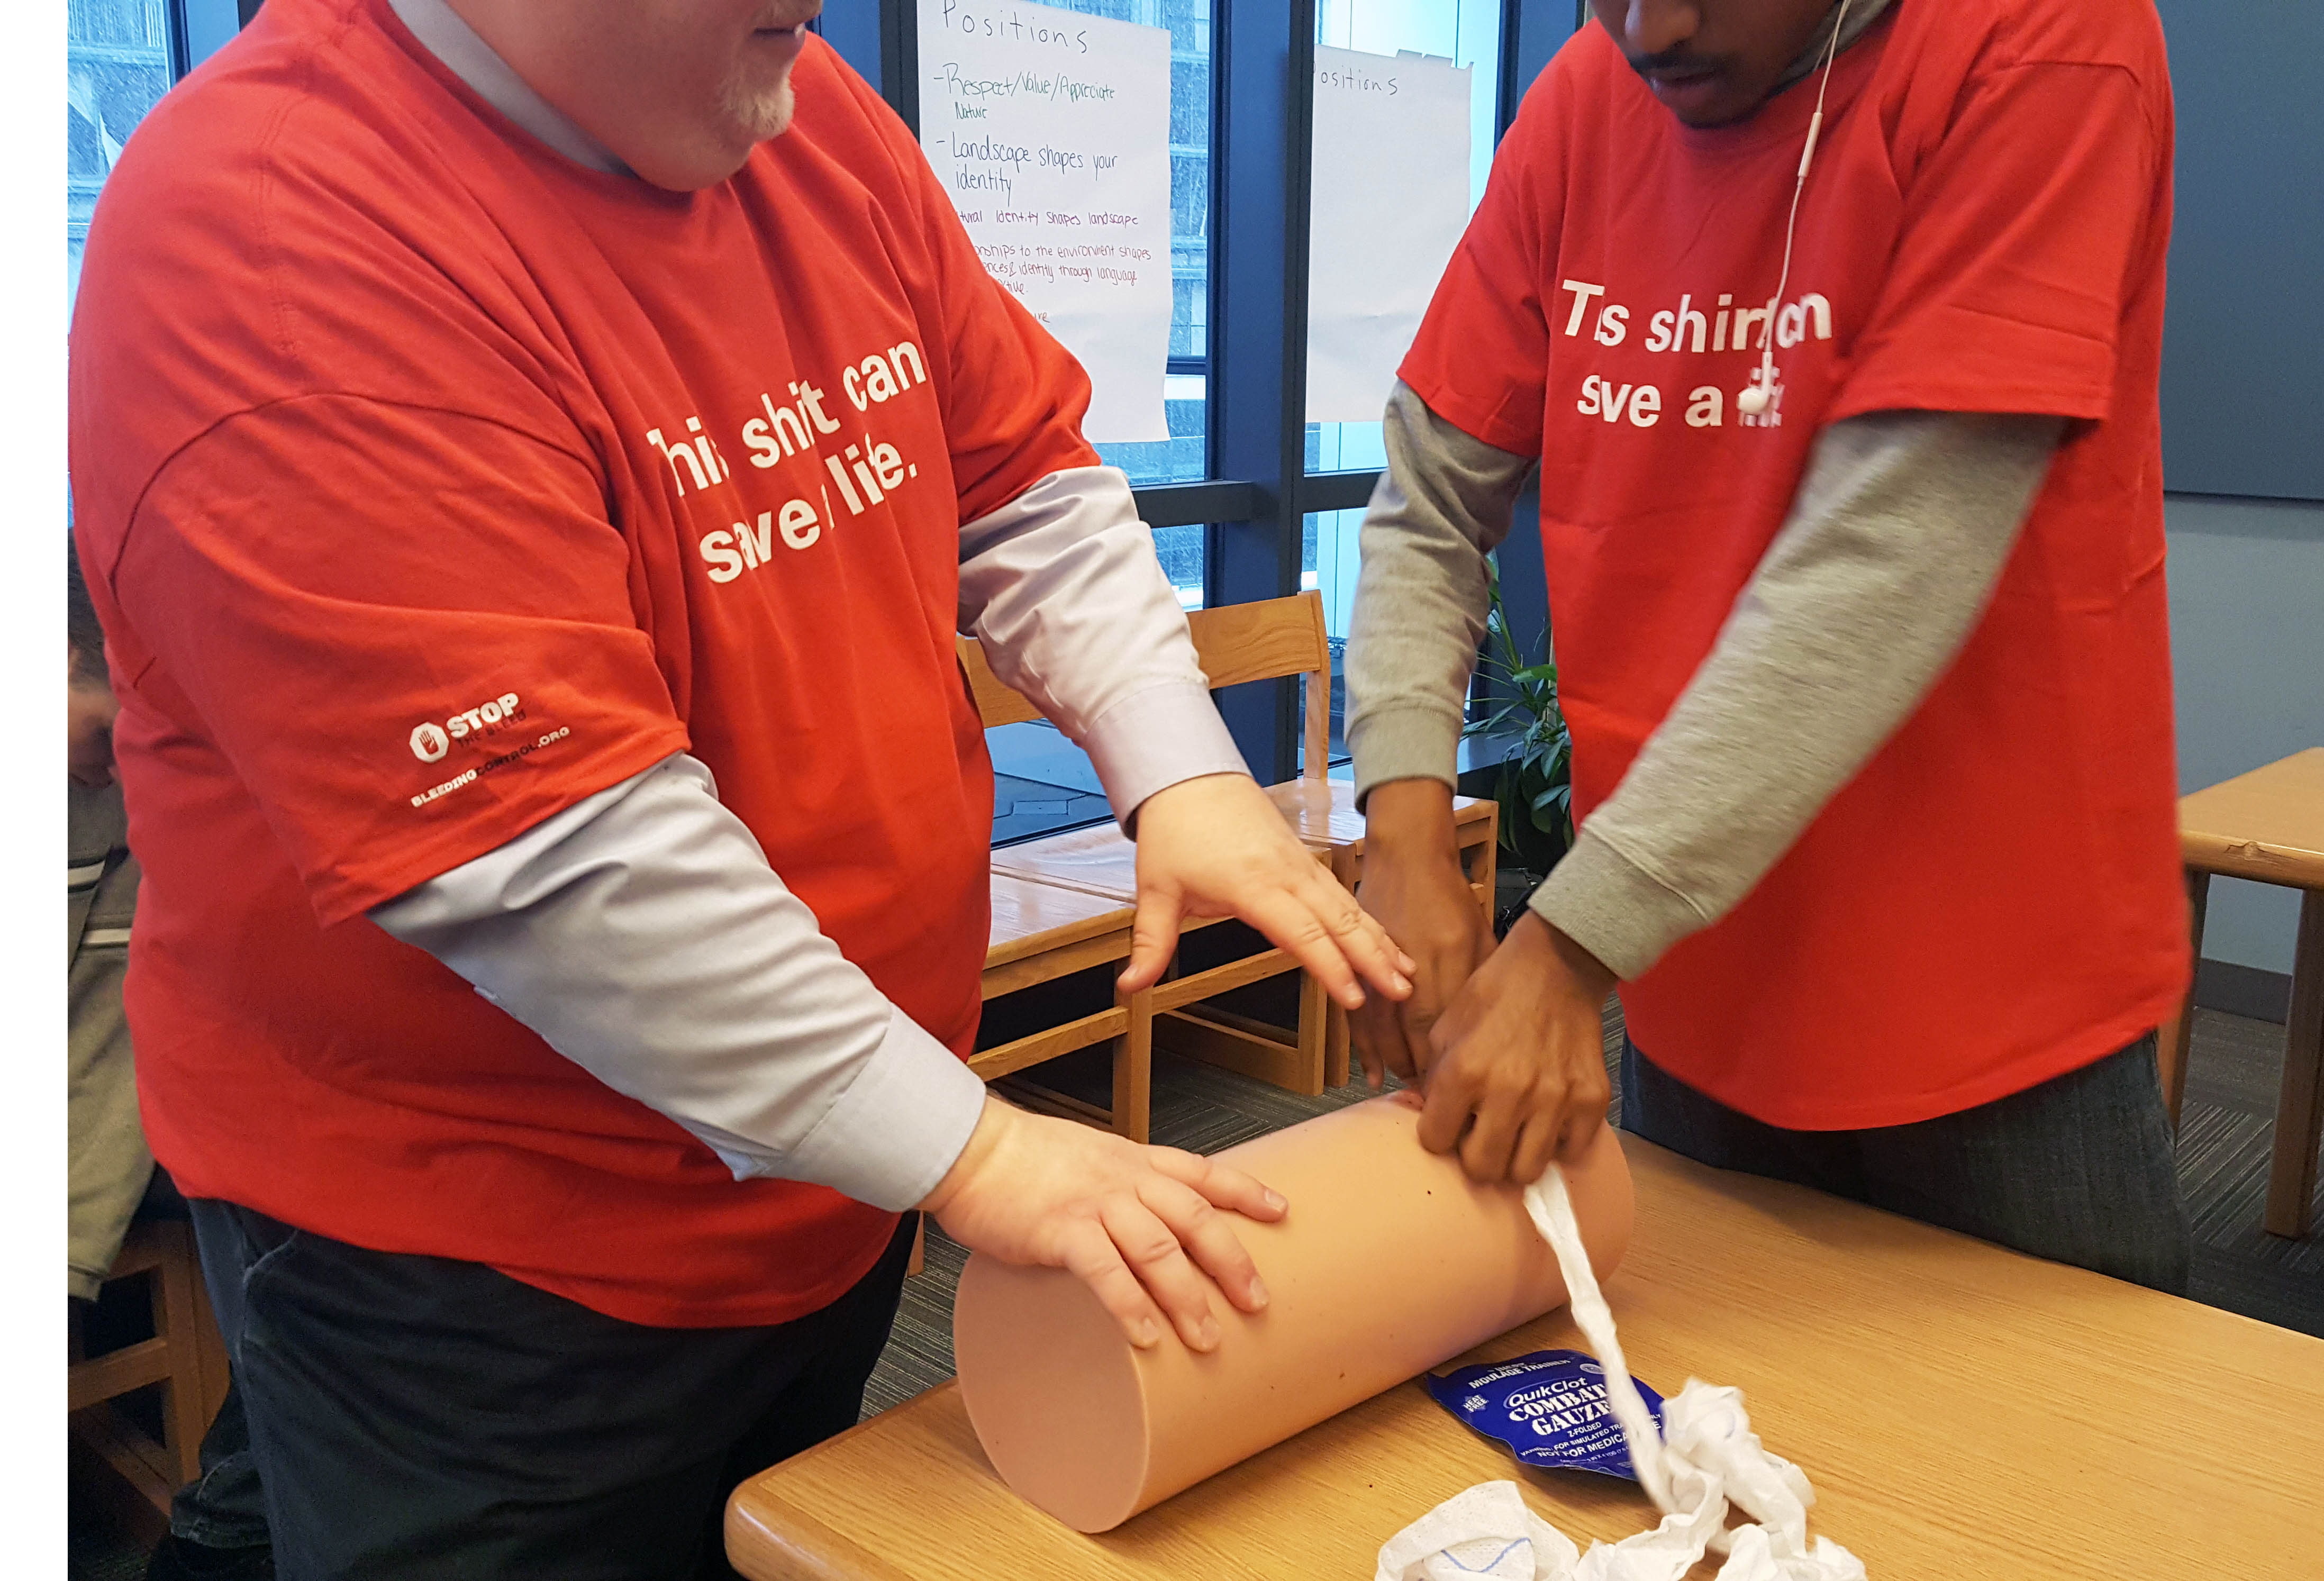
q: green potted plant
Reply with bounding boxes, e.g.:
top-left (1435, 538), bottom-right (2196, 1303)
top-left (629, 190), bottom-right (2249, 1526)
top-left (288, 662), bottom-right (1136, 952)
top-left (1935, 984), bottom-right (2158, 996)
top-left (1463, 557), bottom-right (1574, 934)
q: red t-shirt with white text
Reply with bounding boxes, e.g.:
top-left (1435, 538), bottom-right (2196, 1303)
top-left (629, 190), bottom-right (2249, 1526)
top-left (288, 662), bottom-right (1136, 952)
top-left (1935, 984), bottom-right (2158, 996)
top-left (70, 0), bottom-right (1096, 1325)
top-left (1401, 0), bottom-right (2185, 1127)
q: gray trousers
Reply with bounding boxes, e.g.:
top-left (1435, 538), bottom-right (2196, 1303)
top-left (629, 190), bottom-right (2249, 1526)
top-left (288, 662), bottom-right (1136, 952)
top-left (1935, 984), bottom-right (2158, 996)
top-left (1621, 1034), bottom-right (2192, 1294)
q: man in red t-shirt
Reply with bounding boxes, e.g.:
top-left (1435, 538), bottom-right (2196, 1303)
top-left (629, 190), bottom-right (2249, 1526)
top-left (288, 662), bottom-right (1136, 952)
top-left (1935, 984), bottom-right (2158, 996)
top-left (1347, 0), bottom-right (2191, 1291)
top-left (69, 0), bottom-right (1414, 1569)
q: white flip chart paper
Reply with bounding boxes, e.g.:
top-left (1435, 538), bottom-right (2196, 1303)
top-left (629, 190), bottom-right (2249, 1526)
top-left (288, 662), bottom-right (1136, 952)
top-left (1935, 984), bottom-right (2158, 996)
top-left (918, 0), bottom-right (1174, 442)
top-left (1306, 46), bottom-right (1472, 424)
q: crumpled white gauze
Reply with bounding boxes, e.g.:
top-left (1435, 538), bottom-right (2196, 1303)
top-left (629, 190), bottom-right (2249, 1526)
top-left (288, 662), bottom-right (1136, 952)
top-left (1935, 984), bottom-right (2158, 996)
top-left (1375, 1482), bottom-right (1579, 1581)
top-left (1374, 1166), bottom-right (1867, 1581)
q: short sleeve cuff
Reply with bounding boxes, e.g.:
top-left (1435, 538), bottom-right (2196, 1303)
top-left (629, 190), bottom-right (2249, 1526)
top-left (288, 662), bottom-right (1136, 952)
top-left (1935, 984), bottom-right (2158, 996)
top-left (1348, 702), bottom-right (1464, 811)
top-left (1081, 680), bottom-right (1251, 829)
top-left (780, 1005), bottom-right (987, 1211)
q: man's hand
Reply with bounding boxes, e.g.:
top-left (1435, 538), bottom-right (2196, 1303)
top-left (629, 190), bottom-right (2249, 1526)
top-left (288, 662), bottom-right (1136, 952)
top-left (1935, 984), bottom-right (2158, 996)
top-left (1418, 911), bottom-right (1615, 1184)
top-left (1350, 779), bottom-right (1493, 1088)
top-left (1119, 773), bottom-right (1413, 1011)
top-left (920, 1096), bottom-right (1286, 1351)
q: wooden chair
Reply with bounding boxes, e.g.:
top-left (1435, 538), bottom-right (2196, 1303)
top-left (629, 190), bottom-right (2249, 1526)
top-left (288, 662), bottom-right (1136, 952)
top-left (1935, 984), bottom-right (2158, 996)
top-left (978, 873), bottom-right (1152, 1141)
top-left (2157, 748), bottom-right (2324, 1239)
top-left (967, 591), bottom-right (1497, 1094)
top-left (986, 819), bottom-right (1336, 1095)
top-left (69, 1220), bottom-right (231, 1528)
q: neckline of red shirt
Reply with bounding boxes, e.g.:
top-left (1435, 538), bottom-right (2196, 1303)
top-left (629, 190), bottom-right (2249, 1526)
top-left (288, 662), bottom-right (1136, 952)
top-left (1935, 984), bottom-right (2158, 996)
top-left (357, 0), bottom-right (707, 213)
top-left (1583, 11), bottom-right (1893, 163)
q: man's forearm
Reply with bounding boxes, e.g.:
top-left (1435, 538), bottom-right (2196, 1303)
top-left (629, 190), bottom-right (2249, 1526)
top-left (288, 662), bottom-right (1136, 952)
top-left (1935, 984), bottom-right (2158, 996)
top-left (1345, 380), bottom-right (1537, 807)
top-left (1532, 410), bottom-right (2063, 980)
top-left (369, 752), bottom-right (986, 1210)
top-left (960, 466), bottom-right (1248, 827)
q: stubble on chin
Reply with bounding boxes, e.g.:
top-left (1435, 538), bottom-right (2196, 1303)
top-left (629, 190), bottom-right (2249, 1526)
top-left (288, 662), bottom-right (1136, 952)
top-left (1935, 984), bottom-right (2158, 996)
top-left (721, 66), bottom-right (797, 144)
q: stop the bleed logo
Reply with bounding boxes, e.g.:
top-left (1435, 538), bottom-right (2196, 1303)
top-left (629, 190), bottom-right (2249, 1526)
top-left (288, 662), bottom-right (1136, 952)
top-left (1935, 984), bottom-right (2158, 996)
top-left (409, 691), bottom-right (524, 763)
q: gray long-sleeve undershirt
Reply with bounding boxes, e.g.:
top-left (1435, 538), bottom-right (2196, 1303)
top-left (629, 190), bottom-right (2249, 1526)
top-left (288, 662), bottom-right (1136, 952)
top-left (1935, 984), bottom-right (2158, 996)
top-left (1346, 380), bottom-right (2060, 982)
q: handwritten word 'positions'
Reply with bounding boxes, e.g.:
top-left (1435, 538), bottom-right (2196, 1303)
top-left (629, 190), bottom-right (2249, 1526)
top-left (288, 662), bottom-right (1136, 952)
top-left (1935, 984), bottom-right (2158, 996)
top-left (1316, 63), bottom-right (1403, 96)
top-left (936, 0), bottom-right (1091, 52)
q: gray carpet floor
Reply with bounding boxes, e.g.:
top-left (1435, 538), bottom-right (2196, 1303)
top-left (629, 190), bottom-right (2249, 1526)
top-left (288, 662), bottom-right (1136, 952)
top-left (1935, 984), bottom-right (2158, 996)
top-left (2175, 1008), bottom-right (2324, 1331)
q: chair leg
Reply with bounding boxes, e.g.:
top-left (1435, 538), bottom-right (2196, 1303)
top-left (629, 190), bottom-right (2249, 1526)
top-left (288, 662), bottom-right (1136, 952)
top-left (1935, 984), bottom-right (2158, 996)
top-left (1471, 821), bottom-right (1499, 930)
top-left (2263, 888), bottom-right (2324, 1239)
top-left (1112, 985), bottom-right (1153, 1144)
top-left (1324, 1004), bottom-right (1350, 1092)
top-left (151, 1222), bottom-right (212, 1485)
top-left (1325, 848), bottom-right (1359, 1091)
top-left (1295, 961), bottom-right (1329, 1100)
top-left (2158, 867), bottom-right (2210, 1132)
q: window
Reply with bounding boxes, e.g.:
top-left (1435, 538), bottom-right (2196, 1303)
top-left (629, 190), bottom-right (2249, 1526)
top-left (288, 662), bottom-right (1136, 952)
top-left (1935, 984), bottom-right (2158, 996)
top-left (926, 0), bottom-right (1221, 840)
top-left (1296, 0), bottom-right (1506, 770)
top-left (1304, 0), bottom-right (1503, 639)
top-left (836, 0), bottom-right (1556, 807)
top-left (67, 0), bottom-right (175, 310)
top-left (1054, 0), bottom-right (1213, 492)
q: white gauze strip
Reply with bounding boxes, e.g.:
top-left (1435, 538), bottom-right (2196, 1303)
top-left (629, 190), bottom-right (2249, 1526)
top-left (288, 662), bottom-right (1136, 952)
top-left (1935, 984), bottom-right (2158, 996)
top-left (1523, 1167), bottom-right (1675, 1514)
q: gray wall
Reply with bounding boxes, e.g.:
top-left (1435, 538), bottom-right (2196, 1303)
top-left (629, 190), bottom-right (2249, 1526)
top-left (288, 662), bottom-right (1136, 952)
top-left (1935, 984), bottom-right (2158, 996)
top-left (2151, 0), bottom-right (2324, 502)
top-left (2166, 494), bottom-right (2324, 977)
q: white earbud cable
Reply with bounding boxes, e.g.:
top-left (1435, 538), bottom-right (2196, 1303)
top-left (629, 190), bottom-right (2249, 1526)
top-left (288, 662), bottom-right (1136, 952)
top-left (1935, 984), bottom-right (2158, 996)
top-left (1742, 0), bottom-right (1854, 414)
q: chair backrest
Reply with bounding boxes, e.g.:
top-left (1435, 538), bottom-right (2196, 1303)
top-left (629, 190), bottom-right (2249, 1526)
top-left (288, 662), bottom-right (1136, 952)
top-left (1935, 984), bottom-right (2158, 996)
top-left (959, 590), bottom-right (1331, 782)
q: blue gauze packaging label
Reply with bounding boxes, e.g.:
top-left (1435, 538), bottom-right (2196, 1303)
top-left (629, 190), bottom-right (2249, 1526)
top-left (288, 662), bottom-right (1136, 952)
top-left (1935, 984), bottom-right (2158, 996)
top-left (1424, 1349), bottom-right (1666, 1481)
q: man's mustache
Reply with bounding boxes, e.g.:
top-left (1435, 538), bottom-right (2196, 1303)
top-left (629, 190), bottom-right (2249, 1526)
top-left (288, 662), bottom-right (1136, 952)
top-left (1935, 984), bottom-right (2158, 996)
top-left (1626, 48), bottom-right (1725, 76)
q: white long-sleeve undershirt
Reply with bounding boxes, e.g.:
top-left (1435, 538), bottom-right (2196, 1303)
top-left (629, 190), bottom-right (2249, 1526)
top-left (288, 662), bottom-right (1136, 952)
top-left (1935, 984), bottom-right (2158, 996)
top-left (373, 468), bottom-right (1247, 1206)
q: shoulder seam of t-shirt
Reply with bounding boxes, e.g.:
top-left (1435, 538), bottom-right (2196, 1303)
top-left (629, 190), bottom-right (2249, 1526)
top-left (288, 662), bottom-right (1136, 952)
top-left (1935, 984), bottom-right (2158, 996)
top-left (107, 390), bottom-right (607, 586)
top-left (1967, 58), bottom-right (2156, 137)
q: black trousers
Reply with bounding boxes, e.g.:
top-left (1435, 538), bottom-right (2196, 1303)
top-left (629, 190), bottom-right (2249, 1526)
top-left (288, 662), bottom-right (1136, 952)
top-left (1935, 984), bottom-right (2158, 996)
top-left (188, 1199), bottom-right (915, 1581)
top-left (1622, 1034), bottom-right (2192, 1295)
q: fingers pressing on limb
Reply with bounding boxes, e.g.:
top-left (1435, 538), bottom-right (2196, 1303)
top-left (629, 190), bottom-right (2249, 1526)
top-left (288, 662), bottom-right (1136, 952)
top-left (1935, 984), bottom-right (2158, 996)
top-left (1096, 1192), bottom-right (1219, 1350)
top-left (1134, 1171), bottom-right (1268, 1315)
top-left (1052, 1215), bottom-right (1168, 1350)
top-left (922, 1099), bottom-right (1287, 1352)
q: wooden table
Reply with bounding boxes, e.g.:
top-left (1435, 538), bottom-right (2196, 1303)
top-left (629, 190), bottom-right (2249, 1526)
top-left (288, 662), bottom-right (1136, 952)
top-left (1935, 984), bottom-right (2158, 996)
top-left (2167, 747), bottom-right (2324, 1237)
top-left (993, 827), bottom-right (1337, 1097)
top-left (728, 1133), bottom-right (2324, 1580)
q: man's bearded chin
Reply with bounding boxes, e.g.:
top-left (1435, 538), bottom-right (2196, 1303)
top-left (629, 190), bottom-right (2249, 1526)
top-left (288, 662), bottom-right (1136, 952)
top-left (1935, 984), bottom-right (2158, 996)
top-left (724, 70), bottom-right (797, 142)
